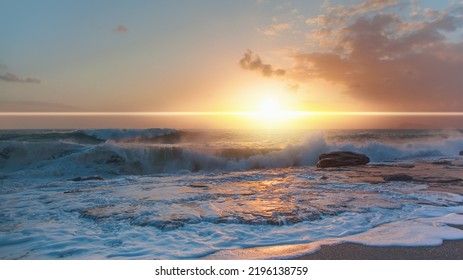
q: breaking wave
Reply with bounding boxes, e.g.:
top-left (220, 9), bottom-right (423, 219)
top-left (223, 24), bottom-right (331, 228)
top-left (1, 129), bottom-right (463, 177)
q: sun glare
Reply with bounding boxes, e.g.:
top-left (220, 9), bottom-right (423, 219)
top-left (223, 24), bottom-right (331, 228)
top-left (259, 98), bottom-right (280, 117)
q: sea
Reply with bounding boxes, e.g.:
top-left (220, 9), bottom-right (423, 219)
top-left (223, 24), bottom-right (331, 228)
top-left (1, 128), bottom-right (463, 259)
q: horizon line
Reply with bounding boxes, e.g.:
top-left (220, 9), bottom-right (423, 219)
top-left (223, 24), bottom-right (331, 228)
top-left (1, 111), bottom-right (463, 116)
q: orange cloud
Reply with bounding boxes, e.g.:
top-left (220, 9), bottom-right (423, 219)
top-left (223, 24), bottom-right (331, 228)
top-left (261, 23), bottom-right (291, 37)
top-left (245, 2), bottom-right (463, 111)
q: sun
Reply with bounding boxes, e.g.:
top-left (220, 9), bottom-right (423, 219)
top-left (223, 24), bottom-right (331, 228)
top-left (259, 98), bottom-right (280, 116)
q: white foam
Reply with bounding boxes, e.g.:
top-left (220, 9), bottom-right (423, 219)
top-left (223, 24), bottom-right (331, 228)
top-left (338, 138), bottom-right (463, 162)
top-left (203, 213), bottom-right (463, 260)
top-left (345, 213), bottom-right (463, 246)
top-left (2, 164), bottom-right (463, 260)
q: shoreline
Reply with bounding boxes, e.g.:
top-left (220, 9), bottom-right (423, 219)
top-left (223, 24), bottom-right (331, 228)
top-left (202, 222), bottom-right (463, 260)
top-left (290, 239), bottom-right (463, 260)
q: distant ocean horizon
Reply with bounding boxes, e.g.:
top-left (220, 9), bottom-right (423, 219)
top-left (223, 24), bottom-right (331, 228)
top-left (1, 128), bottom-right (463, 259)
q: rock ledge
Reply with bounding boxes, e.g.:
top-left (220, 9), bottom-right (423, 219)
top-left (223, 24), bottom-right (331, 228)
top-left (316, 151), bottom-right (370, 168)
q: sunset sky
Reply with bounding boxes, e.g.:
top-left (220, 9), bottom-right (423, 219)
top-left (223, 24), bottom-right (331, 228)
top-left (1, 0), bottom-right (462, 129)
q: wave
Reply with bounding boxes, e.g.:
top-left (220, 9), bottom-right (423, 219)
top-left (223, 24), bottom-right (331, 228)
top-left (0, 128), bottom-right (178, 144)
top-left (1, 130), bottom-right (463, 177)
top-left (81, 128), bottom-right (177, 142)
top-left (337, 138), bottom-right (463, 162)
top-left (0, 133), bottom-right (327, 177)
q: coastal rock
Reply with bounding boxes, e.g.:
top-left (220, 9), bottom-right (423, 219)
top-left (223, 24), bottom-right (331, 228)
top-left (0, 147), bottom-right (14, 159)
top-left (432, 160), bottom-right (452, 165)
top-left (419, 177), bottom-right (463, 184)
top-left (460, 151), bottom-right (463, 156)
top-left (316, 151), bottom-right (370, 168)
top-left (106, 155), bottom-right (125, 164)
top-left (188, 184), bottom-right (209, 188)
top-left (71, 176), bottom-right (104, 182)
top-left (383, 174), bottom-right (413, 182)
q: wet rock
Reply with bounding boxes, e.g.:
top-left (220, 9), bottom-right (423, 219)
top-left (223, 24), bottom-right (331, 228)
top-left (436, 178), bottom-right (463, 183)
top-left (106, 155), bottom-right (125, 164)
top-left (0, 147), bottom-right (14, 159)
top-left (432, 160), bottom-right (452, 165)
top-left (63, 189), bottom-right (84, 194)
top-left (397, 164), bottom-right (415, 169)
top-left (188, 184), bottom-right (209, 188)
top-left (384, 174), bottom-right (413, 182)
top-left (71, 176), bottom-right (104, 182)
top-left (316, 151), bottom-right (370, 168)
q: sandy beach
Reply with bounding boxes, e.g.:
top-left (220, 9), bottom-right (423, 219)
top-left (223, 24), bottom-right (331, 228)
top-left (291, 238), bottom-right (463, 260)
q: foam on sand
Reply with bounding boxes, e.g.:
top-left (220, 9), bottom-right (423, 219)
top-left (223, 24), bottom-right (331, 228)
top-left (203, 213), bottom-right (463, 259)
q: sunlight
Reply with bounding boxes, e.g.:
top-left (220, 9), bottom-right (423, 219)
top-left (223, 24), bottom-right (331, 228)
top-left (253, 97), bottom-right (294, 129)
top-left (258, 98), bottom-right (281, 119)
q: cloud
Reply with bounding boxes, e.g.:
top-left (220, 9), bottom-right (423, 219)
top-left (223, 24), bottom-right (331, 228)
top-left (239, 50), bottom-right (285, 77)
top-left (247, 1), bottom-right (463, 111)
top-left (260, 23), bottom-right (291, 37)
top-left (0, 72), bottom-right (41, 84)
top-left (115, 25), bottom-right (128, 33)
top-left (286, 82), bottom-right (299, 93)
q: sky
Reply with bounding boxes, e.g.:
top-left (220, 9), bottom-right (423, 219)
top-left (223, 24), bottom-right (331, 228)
top-left (1, 0), bottom-right (462, 129)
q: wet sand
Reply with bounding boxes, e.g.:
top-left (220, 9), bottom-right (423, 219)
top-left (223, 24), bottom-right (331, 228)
top-left (290, 239), bottom-right (463, 260)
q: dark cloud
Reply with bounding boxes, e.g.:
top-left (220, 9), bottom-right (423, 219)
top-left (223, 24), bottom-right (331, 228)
top-left (246, 1), bottom-right (463, 111)
top-left (0, 72), bottom-right (40, 84)
top-left (239, 50), bottom-right (285, 77)
top-left (115, 25), bottom-right (128, 33)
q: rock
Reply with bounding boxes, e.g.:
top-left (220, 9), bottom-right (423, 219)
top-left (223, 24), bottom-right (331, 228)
top-left (434, 178), bottom-right (463, 183)
top-left (71, 176), bottom-right (104, 182)
top-left (316, 151), bottom-right (370, 168)
top-left (188, 184), bottom-right (209, 188)
top-left (0, 147), bottom-right (14, 159)
top-left (397, 164), bottom-right (415, 169)
top-left (384, 174), bottom-right (413, 182)
top-left (459, 151), bottom-right (463, 156)
top-left (432, 160), bottom-right (452, 165)
top-left (106, 155), bottom-right (125, 164)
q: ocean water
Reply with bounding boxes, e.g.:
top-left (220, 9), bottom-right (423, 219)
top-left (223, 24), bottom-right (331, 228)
top-left (1, 128), bottom-right (463, 259)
